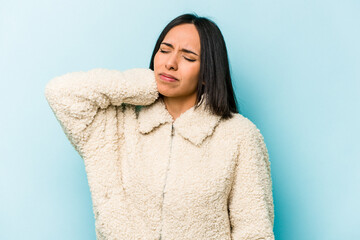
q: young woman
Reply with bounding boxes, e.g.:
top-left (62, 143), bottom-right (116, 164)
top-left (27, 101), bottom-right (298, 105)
top-left (45, 13), bottom-right (275, 240)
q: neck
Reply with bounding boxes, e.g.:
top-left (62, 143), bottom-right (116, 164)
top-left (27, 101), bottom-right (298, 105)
top-left (162, 94), bottom-right (197, 121)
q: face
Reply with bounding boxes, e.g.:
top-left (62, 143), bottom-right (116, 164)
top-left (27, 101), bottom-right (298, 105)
top-left (154, 23), bottom-right (201, 101)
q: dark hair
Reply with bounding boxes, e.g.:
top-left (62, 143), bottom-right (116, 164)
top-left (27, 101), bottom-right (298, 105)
top-left (149, 13), bottom-right (239, 119)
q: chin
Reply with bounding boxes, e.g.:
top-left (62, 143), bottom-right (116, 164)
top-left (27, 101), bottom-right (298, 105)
top-left (156, 82), bottom-right (175, 97)
top-left (158, 91), bottom-right (177, 98)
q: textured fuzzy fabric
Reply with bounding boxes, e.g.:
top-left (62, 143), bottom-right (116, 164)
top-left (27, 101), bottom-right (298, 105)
top-left (44, 68), bottom-right (275, 240)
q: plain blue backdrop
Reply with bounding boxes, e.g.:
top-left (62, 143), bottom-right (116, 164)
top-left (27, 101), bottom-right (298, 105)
top-left (1, 0), bottom-right (359, 239)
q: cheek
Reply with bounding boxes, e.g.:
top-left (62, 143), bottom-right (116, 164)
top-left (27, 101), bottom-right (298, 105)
top-left (186, 64), bottom-right (200, 86)
top-left (153, 53), bottom-right (159, 69)
top-left (154, 52), bottom-right (165, 70)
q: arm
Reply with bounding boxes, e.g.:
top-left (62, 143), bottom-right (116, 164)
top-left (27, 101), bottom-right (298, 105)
top-left (44, 68), bottom-right (158, 155)
top-left (228, 123), bottom-right (275, 240)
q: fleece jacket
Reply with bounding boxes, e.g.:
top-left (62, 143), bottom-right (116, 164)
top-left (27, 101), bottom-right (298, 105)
top-left (44, 68), bottom-right (275, 240)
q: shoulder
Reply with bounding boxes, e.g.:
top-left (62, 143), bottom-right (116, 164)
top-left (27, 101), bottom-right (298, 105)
top-left (220, 113), bottom-right (262, 136)
top-left (218, 113), bottom-right (267, 148)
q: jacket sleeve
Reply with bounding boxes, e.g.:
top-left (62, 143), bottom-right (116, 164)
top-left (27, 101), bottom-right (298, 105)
top-left (44, 68), bottom-right (158, 155)
top-left (228, 123), bottom-right (275, 240)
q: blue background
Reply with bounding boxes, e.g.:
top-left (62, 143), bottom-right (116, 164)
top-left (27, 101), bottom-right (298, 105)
top-left (1, 0), bottom-right (359, 239)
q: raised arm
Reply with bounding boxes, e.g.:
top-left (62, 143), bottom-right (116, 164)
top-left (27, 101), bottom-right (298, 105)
top-left (228, 122), bottom-right (275, 240)
top-left (44, 68), bottom-right (158, 155)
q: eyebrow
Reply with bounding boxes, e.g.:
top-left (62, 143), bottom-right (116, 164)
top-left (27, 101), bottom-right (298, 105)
top-left (160, 42), bottom-right (199, 56)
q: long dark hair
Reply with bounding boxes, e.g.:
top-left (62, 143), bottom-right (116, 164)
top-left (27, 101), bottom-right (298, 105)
top-left (149, 13), bottom-right (239, 119)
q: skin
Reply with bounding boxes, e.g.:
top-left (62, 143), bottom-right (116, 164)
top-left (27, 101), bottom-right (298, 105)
top-left (154, 23), bottom-right (201, 121)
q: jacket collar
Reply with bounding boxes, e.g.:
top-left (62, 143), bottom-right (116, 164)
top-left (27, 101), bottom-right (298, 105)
top-left (138, 95), bottom-right (222, 146)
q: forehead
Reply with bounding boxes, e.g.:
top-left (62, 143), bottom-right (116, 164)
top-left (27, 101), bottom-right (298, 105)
top-left (163, 24), bottom-right (200, 50)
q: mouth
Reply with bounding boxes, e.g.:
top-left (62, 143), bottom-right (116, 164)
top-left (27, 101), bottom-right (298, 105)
top-left (159, 73), bottom-right (178, 82)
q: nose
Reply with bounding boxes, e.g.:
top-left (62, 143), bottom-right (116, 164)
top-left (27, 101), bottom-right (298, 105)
top-left (165, 52), bottom-right (178, 71)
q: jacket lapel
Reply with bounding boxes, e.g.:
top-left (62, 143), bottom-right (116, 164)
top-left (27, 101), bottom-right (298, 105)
top-left (138, 95), bottom-right (222, 146)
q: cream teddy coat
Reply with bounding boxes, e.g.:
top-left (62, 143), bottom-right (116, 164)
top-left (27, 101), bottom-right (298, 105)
top-left (44, 68), bottom-right (275, 240)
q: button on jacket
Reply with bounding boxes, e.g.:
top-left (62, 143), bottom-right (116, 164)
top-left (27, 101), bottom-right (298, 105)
top-left (44, 68), bottom-right (275, 240)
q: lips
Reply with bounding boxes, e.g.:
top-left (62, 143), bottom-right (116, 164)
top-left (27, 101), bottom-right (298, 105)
top-left (160, 73), bottom-right (178, 81)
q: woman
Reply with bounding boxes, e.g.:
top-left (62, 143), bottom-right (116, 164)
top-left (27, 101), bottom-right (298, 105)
top-left (45, 13), bottom-right (275, 240)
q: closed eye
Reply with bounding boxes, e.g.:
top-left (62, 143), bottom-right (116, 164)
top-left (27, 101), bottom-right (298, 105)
top-left (159, 49), bottom-right (196, 62)
top-left (184, 57), bottom-right (195, 62)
